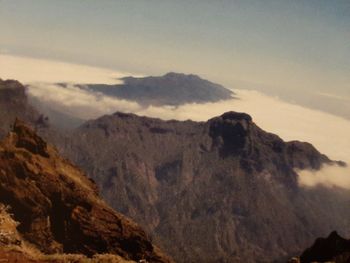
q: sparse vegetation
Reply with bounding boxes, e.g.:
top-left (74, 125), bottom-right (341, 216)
top-left (0, 204), bottom-right (21, 246)
top-left (0, 204), bottom-right (135, 262)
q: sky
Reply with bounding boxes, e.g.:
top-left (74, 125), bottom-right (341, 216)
top-left (0, 1), bottom-right (349, 101)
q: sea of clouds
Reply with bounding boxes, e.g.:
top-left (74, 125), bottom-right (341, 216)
top-left (1, 54), bottom-right (349, 189)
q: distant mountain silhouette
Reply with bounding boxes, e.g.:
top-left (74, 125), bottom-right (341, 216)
top-left (69, 72), bottom-right (234, 106)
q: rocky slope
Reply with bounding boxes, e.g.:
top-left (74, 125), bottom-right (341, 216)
top-left (61, 111), bottom-right (349, 262)
top-left (0, 120), bottom-right (171, 262)
top-left (71, 72), bottom-right (234, 106)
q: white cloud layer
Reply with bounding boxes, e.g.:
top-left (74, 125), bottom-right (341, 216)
top-left (1, 55), bottom-right (349, 189)
top-left (297, 165), bottom-right (350, 189)
top-left (27, 83), bottom-right (140, 120)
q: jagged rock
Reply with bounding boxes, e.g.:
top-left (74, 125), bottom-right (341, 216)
top-left (0, 121), bottom-right (171, 262)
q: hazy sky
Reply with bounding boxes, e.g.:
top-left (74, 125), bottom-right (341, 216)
top-left (0, 1), bottom-right (349, 108)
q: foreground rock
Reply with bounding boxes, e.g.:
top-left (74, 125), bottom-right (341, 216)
top-left (0, 120), bottom-right (171, 262)
top-left (290, 231), bottom-right (350, 263)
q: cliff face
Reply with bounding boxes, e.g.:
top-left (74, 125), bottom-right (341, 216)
top-left (62, 111), bottom-right (349, 262)
top-left (0, 120), bottom-right (171, 263)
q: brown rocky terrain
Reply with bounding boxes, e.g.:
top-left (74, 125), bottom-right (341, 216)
top-left (0, 120), bottom-right (171, 263)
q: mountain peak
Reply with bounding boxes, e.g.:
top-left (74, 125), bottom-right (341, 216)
top-left (163, 72), bottom-right (200, 80)
top-left (220, 111), bottom-right (253, 122)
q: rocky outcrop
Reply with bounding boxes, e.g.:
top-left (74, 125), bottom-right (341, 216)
top-left (289, 231), bottom-right (350, 263)
top-left (0, 120), bottom-right (171, 262)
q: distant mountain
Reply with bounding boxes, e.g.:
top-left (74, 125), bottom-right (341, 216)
top-left (0, 120), bottom-right (171, 262)
top-left (60, 111), bottom-right (349, 263)
top-left (73, 72), bottom-right (234, 106)
top-left (288, 231), bottom-right (350, 263)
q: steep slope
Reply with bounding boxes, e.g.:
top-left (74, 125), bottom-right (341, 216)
top-left (61, 111), bottom-right (349, 262)
top-left (70, 72), bottom-right (234, 106)
top-left (0, 120), bottom-right (171, 263)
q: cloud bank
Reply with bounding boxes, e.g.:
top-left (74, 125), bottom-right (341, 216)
top-left (28, 83), bottom-right (140, 120)
top-left (1, 55), bottom-right (349, 189)
top-left (298, 165), bottom-right (350, 189)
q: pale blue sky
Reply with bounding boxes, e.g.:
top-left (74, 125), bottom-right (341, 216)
top-left (0, 0), bottom-right (349, 101)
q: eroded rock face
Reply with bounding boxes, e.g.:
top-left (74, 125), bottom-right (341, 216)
top-left (209, 112), bottom-right (252, 156)
top-left (0, 120), bottom-right (171, 262)
top-left (61, 111), bottom-right (349, 263)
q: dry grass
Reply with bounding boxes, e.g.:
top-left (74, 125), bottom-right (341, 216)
top-left (40, 253), bottom-right (135, 262)
top-left (0, 204), bottom-right (21, 246)
top-left (0, 204), bottom-right (135, 263)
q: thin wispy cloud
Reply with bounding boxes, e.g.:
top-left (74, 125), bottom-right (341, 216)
top-left (317, 92), bottom-right (350, 102)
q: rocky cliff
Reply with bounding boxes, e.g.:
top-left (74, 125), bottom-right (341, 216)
top-left (0, 120), bottom-right (171, 262)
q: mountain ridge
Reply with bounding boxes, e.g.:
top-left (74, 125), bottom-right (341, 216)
top-left (70, 72), bottom-right (234, 106)
top-left (62, 110), bottom-right (348, 262)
